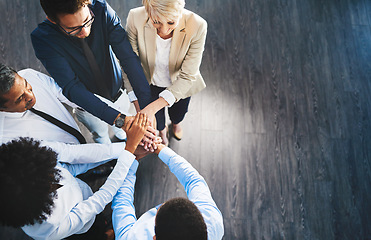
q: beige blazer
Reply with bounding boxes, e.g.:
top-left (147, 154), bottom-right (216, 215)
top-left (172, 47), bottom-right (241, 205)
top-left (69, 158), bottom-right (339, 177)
top-left (124, 7), bottom-right (207, 101)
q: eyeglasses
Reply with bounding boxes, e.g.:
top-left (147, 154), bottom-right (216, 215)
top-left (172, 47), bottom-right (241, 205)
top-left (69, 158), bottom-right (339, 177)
top-left (57, 7), bottom-right (95, 36)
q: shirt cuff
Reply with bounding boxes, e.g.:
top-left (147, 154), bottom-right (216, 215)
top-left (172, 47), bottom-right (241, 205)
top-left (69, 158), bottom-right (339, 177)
top-left (159, 90), bottom-right (176, 107)
top-left (117, 150), bottom-right (136, 169)
top-left (110, 142), bottom-right (127, 158)
top-left (158, 146), bottom-right (177, 165)
top-left (127, 91), bottom-right (138, 102)
top-left (129, 160), bottom-right (139, 174)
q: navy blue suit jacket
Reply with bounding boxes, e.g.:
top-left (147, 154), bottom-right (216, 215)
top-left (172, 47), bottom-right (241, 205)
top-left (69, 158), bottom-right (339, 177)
top-left (31, 0), bottom-right (151, 124)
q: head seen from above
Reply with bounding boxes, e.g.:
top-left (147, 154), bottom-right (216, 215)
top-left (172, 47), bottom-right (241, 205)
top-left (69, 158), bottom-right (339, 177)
top-left (154, 197), bottom-right (207, 240)
top-left (0, 64), bottom-right (36, 112)
top-left (0, 138), bottom-right (61, 228)
top-left (40, 0), bottom-right (93, 38)
top-left (143, 0), bottom-right (185, 38)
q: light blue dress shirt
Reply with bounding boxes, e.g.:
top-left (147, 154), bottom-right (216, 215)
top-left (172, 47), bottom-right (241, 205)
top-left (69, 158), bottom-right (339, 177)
top-left (112, 147), bottom-right (224, 239)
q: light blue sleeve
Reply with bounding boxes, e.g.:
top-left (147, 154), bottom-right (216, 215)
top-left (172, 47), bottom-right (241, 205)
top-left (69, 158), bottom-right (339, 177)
top-left (58, 160), bottom-right (110, 177)
top-left (158, 147), bottom-right (224, 240)
top-left (111, 160), bottom-right (139, 239)
top-left (47, 150), bottom-right (135, 240)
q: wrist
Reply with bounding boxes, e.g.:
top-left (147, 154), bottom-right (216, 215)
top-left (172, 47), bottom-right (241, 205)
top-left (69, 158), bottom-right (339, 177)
top-left (154, 144), bottom-right (165, 155)
top-left (149, 98), bottom-right (168, 112)
top-left (125, 144), bottom-right (136, 154)
top-left (114, 113), bottom-right (126, 128)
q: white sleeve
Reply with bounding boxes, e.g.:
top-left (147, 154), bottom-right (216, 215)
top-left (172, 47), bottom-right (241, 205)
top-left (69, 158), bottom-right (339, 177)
top-left (38, 70), bottom-right (80, 109)
top-left (47, 151), bottom-right (135, 240)
top-left (159, 90), bottom-right (175, 107)
top-left (127, 91), bottom-right (138, 102)
top-left (41, 141), bottom-right (126, 164)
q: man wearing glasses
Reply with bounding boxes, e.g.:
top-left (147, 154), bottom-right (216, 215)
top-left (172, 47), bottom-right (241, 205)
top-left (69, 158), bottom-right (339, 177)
top-left (31, 0), bottom-right (153, 144)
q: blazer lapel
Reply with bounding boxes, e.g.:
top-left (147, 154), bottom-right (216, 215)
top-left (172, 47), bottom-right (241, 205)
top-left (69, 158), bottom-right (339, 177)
top-left (169, 16), bottom-right (186, 75)
top-left (144, 20), bottom-right (157, 78)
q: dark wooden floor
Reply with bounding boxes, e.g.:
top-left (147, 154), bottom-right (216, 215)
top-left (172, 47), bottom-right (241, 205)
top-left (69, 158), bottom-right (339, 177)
top-left (1, 0), bottom-right (371, 239)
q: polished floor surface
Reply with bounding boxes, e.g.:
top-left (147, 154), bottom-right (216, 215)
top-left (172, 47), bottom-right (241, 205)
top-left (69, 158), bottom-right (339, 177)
top-left (1, 0), bottom-right (371, 239)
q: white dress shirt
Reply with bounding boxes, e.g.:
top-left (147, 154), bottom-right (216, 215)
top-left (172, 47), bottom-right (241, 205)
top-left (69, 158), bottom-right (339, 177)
top-left (21, 145), bottom-right (135, 240)
top-left (0, 69), bottom-right (81, 145)
top-left (152, 35), bottom-right (172, 88)
top-left (127, 35), bottom-right (176, 107)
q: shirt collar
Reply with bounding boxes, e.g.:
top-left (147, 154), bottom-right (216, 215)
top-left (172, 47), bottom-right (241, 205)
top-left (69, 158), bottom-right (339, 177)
top-left (0, 110), bottom-right (28, 118)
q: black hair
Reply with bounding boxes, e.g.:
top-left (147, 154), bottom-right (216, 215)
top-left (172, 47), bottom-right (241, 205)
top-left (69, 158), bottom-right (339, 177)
top-left (0, 63), bottom-right (16, 108)
top-left (40, 0), bottom-right (90, 23)
top-left (155, 197), bottom-right (207, 240)
top-left (0, 138), bottom-right (61, 227)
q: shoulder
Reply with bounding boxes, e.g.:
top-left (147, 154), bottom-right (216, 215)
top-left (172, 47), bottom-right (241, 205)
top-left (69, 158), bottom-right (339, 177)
top-left (92, 0), bottom-right (106, 8)
top-left (18, 69), bottom-right (55, 87)
top-left (128, 6), bottom-right (147, 16)
top-left (128, 6), bottom-right (147, 22)
top-left (127, 7), bottom-right (148, 29)
top-left (18, 69), bottom-right (43, 82)
top-left (91, 0), bottom-right (109, 17)
top-left (199, 204), bottom-right (224, 239)
top-left (31, 20), bottom-right (57, 40)
top-left (183, 9), bottom-right (207, 29)
top-left (181, 9), bottom-right (207, 37)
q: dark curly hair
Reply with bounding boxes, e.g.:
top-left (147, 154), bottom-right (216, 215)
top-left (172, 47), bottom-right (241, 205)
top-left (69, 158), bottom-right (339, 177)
top-left (40, 0), bottom-right (90, 23)
top-left (0, 138), bottom-right (61, 227)
top-left (155, 197), bottom-right (207, 240)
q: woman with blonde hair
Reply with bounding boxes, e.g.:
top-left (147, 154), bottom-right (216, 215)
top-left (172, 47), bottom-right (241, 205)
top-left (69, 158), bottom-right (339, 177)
top-left (125, 0), bottom-right (207, 145)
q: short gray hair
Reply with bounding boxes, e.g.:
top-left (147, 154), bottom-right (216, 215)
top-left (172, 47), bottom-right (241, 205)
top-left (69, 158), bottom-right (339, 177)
top-left (0, 64), bottom-right (16, 108)
top-left (142, 0), bottom-right (185, 22)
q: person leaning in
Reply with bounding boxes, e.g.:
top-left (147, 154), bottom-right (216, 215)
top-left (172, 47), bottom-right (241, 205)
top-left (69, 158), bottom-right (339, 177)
top-left (125, 0), bottom-right (208, 145)
top-left (112, 143), bottom-right (224, 239)
top-left (31, 0), bottom-right (153, 144)
top-left (0, 113), bottom-right (148, 240)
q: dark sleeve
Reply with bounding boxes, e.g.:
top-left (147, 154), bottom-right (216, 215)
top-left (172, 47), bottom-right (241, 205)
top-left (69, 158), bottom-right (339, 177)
top-left (105, 2), bottom-right (152, 109)
top-left (31, 32), bottom-right (120, 125)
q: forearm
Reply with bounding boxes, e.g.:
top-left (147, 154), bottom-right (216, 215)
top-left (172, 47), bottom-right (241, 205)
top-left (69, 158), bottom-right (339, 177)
top-left (59, 159), bottom-right (112, 177)
top-left (49, 151), bottom-right (135, 240)
top-left (158, 147), bottom-right (213, 201)
top-left (158, 148), bottom-right (224, 239)
top-left (67, 84), bottom-right (120, 124)
top-left (141, 97), bottom-right (168, 116)
top-left (133, 100), bottom-right (141, 112)
top-left (43, 141), bottom-right (126, 165)
top-left (112, 161), bottom-right (139, 238)
top-left (109, 21), bottom-right (151, 108)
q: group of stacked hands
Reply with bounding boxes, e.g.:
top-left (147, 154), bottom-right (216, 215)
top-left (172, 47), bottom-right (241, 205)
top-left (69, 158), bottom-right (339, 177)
top-left (0, 0), bottom-right (224, 239)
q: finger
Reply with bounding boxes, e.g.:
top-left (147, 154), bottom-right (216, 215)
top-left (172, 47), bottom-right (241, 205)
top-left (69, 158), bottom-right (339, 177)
top-left (134, 112), bottom-right (141, 125)
top-left (145, 141), bottom-right (153, 151)
top-left (134, 113), bottom-right (139, 125)
top-left (144, 130), bottom-right (156, 140)
top-left (141, 135), bottom-right (152, 144)
top-left (148, 144), bottom-right (154, 152)
top-left (143, 115), bottom-right (149, 128)
top-left (149, 142), bottom-right (157, 151)
top-left (144, 141), bottom-right (150, 151)
top-left (124, 117), bottom-right (134, 132)
top-left (153, 137), bottom-right (160, 144)
top-left (140, 114), bottom-right (147, 129)
top-left (146, 125), bottom-right (157, 135)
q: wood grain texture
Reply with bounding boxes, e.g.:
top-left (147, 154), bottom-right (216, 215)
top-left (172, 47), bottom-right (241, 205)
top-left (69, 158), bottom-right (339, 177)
top-left (1, 0), bottom-right (371, 239)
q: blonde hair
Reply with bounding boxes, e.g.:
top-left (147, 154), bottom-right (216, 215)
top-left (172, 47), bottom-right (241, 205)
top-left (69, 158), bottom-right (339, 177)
top-left (142, 0), bottom-right (185, 22)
